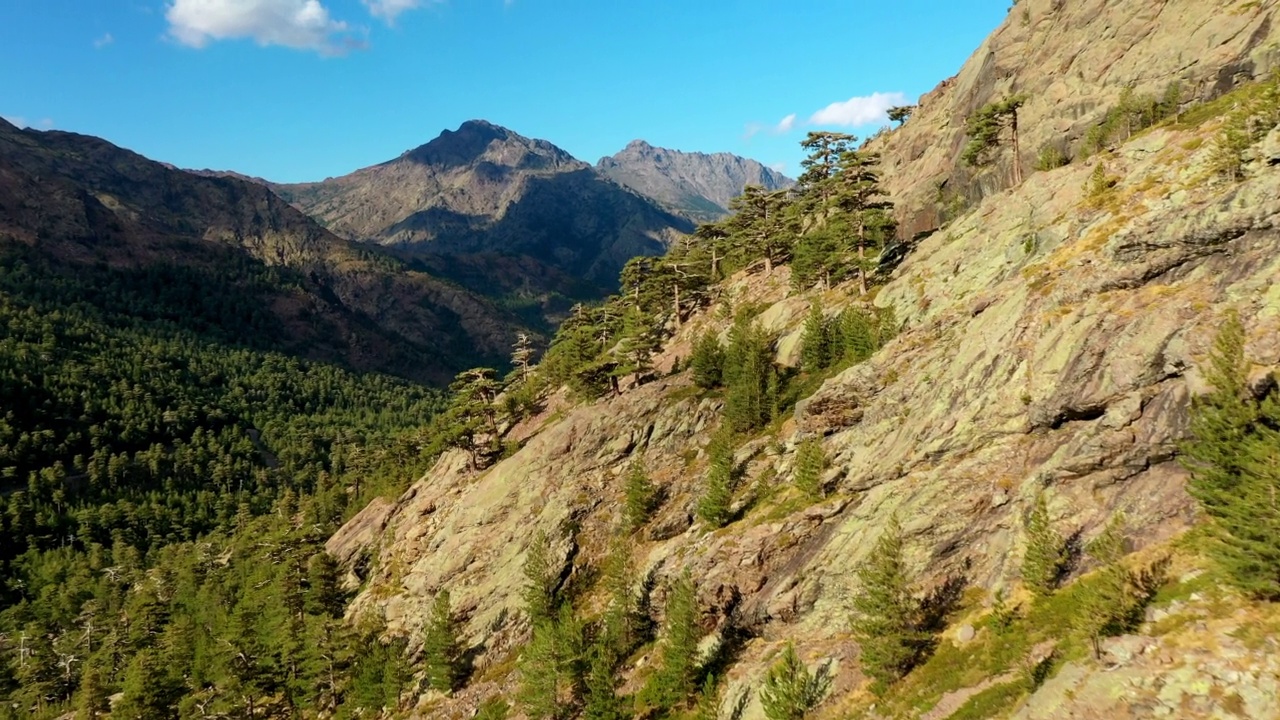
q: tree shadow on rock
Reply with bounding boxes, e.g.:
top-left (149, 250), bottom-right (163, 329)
top-left (918, 571), bottom-right (969, 635)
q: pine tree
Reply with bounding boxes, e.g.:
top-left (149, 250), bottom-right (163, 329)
top-left (307, 551), bottom-right (346, 618)
top-left (759, 643), bottom-right (829, 720)
top-left (223, 597), bottom-right (273, 717)
top-left (1021, 492), bottom-right (1065, 596)
top-left (691, 331), bottom-right (725, 390)
top-left (612, 307), bottom-right (661, 386)
top-left (113, 649), bottom-right (181, 720)
top-left (422, 590), bottom-right (462, 693)
top-left (840, 308), bottom-right (878, 363)
top-left (598, 537), bottom-right (640, 661)
top-left (793, 438), bottom-right (827, 500)
top-left (14, 624), bottom-right (61, 714)
top-left (690, 674), bottom-right (721, 720)
top-left (443, 368), bottom-right (504, 471)
top-left (623, 459), bottom-right (657, 532)
top-left (727, 186), bottom-right (794, 275)
top-left (962, 94), bottom-right (1029, 184)
top-left (518, 605), bottom-right (586, 720)
top-left (834, 150), bottom-right (894, 296)
top-left (723, 321), bottom-right (775, 433)
top-left (642, 571), bottom-right (700, 711)
top-left (888, 106), bottom-right (915, 126)
top-left (697, 448), bottom-right (735, 529)
top-left (523, 530), bottom-right (559, 625)
top-left (797, 131), bottom-right (858, 213)
top-left (850, 515), bottom-right (927, 692)
top-left (1180, 309), bottom-right (1280, 597)
top-left (1074, 514), bottom-right (1134, 658)
top-left (512, 333), bottom-right (536, 383)
top-left (76, 662), bottom-right (110, 720)
top-left (691, 221), bottom-right (731, 280)
top-left (581, 644), bottom-right (628, 720)
top-left (790, 225), bottom-right (843, 290)
top-left (799, 303), bottom-right (831, 374)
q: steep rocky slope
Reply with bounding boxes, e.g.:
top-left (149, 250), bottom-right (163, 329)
top-left (276, 121), bottom-right (694, 292)
top-left (328, 3), bottom-right (1280, 719)
top-left (596, 140), bottom-right (794, 222)
top-left (870, 0), bottom-right (1280, 238)
top-left (332, 125), bottom-right (1280, 719)
top-left (0, 118), bottom-right (527, 383)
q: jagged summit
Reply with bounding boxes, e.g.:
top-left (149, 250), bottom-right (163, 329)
top-left (395, 119), bottom-right (580, 172)
top-left (597, 139), bottom-right (793, 222)
top-left (275, 121), bottom-right (691, 296)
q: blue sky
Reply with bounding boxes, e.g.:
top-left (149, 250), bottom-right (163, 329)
top-left (1, 1), bottom-right (1009, 183)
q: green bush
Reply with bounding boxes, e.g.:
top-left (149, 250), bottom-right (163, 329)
top-left (1034, 143), bottom-right (1069, 171)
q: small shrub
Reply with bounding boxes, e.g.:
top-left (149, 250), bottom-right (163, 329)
top-left (793, 437), bottom-right (827, 500)
top-left (1022, 492), bottom-right (1067, 596)
top-left (759, 643), bottom-right (832, 720)
top-left (1034, 143), bottom-right (1069, 171)
top-left (623, 459), bottom-right (657, 532)
top-left (1083, 163), bottom-right (1117, 207)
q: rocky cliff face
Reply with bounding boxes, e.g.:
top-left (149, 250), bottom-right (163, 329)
top-left (596, 140), bottom-right (794, 222)
top-left (277, 121), bottom-right (694, 291)
top-left (0, 118), bottom-right (527, 382)
top-left (329, 2), bottom-right (1280, 718)
top-left (871, 0), bottom-right (1280, 238)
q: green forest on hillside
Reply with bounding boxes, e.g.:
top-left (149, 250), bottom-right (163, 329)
top-left (0, 246), bottom-right (445, 718)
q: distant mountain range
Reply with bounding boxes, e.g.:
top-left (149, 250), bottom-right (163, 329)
top-left (596, 139), bottom-right (794, 222)
top-left (271, 121), bottom-right (694, 304)
top-left (0, 115), bottom-right (787, 385)
top-left (256, 121), bottom-right (787, 326)
top-left (0, 117), bottom-right (527, 384)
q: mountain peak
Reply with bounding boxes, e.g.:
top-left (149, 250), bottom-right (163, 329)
top-left (597, 141), bottom-right (793, 222)
top-left (397, 119), bottom-right (577, 172)
top-left (455, 118), bottom-right (509, 139)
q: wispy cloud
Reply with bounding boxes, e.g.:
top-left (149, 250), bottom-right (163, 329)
top-left (744, 113), bottom-right (800, 140)
top-left (93, 32), bottom-right (115, 49)
top-left (768, 161), bottom-right (787, 174)
top-left (748, 91), bottom-right (908, 139)
top-left (165, 0), bottom-right (357, 54)
top-left (362, 0), bottom-right (427, 23)
top-left (808, 91), bottom-right (907, 127)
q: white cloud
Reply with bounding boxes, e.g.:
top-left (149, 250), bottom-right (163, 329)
top-left (363, 0), bottom-right (434, 23)
top-left (808, 91), bottom-right (908, 127)
top-left (93, 32), bottom-right (115, 49)
top-left (768, 161), bottom-right (787, 174)
top-left (37, 118), bottom-right (54, 129)
top-left (165, 0), bottom-right (354, 53)
top-left (743, 114), bottom-right (796, 141)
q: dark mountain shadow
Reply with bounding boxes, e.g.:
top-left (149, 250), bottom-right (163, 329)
top-left (0, 122), bottom-right (528, 385)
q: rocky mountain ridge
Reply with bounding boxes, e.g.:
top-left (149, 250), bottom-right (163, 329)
top-left (274, 120), bottom-right (695, 294)
top-left (327, 1), bottom-right (1280, 718)
top-left (867, 0), bottom-right (1280, 238)
top-left (0, 117), bottom-right (527, 383)
top-left (596, 139), bottom-right (794, 222)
